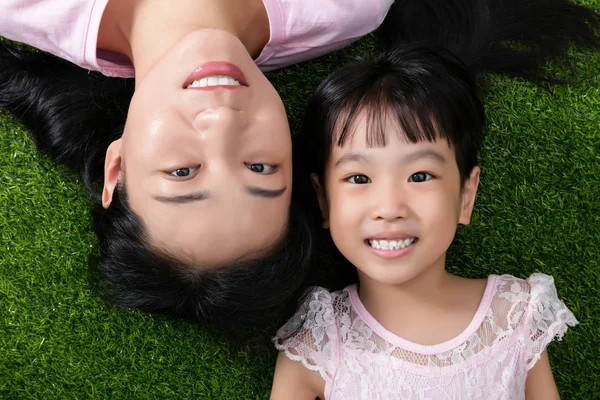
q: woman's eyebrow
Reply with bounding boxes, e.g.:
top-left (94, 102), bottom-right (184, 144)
top-left (153, 191), bottom-right (211, 204)
top-left (245, 186), bottom-right (287, 199)
top-left (152, 186), bottom-right (286, 204)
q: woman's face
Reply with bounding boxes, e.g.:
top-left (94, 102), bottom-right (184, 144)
top-left (103, 30), bottom-right (292, 267)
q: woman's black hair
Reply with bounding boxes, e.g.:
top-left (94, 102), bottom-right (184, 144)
top-left (294, 0), bottom-right (600, 289)
top-left (0, 42), bottom-right (315, 337)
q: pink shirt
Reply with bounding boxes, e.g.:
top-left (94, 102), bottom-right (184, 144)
top-left (0, 0), bottom-right (394, 77)
top-left (274, 274), bottom-right (578, 400)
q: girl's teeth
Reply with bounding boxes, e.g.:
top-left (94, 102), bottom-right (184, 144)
top-left (187, 75), bottom-right (241, 88)
top-left (369, 238), bottom-right (415, 250)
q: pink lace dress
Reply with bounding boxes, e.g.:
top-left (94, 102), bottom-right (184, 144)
top-left (274, 274), bottom-right (577, 400)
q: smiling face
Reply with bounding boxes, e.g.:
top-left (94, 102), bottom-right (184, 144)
top-left (315, 113), bottom-right (479, 286)
top-left (102, 29), bottom-right (292, 267)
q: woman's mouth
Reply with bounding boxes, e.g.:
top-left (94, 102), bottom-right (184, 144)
top-left (186, 75), bottom-right (242, 88)
top-left (184, 62), bottom-right (248, 89)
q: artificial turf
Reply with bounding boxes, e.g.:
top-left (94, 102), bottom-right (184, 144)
top-left (1, 6), bottom-right (600, 399)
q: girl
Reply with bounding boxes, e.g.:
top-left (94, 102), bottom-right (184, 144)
top-left (271, 0), bottom-right (587, 398)
top-left (0, 0), bottom-right (394, 334)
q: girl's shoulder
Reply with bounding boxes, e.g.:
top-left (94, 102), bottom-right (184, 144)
top-left (274, 285), bottom-right (351, 345)
top-left (488, 273), bottom-right (578, 369)
top-left (491, 273), bottom-right (572, 312)
top-left (273, 286), bottom-right (351, 383)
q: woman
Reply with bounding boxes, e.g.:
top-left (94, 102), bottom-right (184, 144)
top-left (0, 0), bottom-right (394, 334)
top-left (1, 0), bottom-right (599, 336)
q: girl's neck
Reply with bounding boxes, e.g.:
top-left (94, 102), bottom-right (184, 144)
top-left (356, 258), bottom-right (489, 345)
top-left (358, 259), bottom-right (455, 317)
top-left (98, 0), bottom-right (269, 82)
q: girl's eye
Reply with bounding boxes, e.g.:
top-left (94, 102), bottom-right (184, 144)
top-left (346, 174), bottom-right (371, 184)
top-left (409, 172), bottom-right (433, 183)
top-left (169, 167), bottom-right (198, 178)
top-left (246, 163), bottom-right (277, 175)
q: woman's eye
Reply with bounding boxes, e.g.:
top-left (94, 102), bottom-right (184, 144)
top-left (409, 172), bottom-right (433, 183)
top-left (346, 174), bottom-right (371, 184)
top-left (246, 163), bottom-right (277, 175)
top-left (169, 167), bottom-right (198, 178)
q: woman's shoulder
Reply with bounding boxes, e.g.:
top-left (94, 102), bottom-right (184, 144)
top-left (257, 0), bottom-right (394, 71)
top-left (0, 0), bottom-right (133, 77)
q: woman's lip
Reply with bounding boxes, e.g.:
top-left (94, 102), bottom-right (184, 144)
top-left (365, 239), bottom-right (417, 260)
top-left (183, 62), bottom-right (248, 88)
top-left (188, 85), bottom-right (245, 91)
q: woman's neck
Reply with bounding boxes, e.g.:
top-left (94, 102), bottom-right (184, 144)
top-left (98, 0), bottom-right (269, 81)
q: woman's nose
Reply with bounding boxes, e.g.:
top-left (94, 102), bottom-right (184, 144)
top-left (192, 107), bottom-right (248, 136)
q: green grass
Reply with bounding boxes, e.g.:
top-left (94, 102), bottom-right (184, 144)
top-left (2, 13), bottom-right (600, 400)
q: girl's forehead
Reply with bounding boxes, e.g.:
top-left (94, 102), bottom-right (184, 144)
top-left (331, 105), bottom-right (444, 151)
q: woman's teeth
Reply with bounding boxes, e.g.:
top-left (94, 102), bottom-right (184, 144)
top-left (186, 75), bottom-right (241, 88)
top-left (369, 238), bottom-right (416, 250)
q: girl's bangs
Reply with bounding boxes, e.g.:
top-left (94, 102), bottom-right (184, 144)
top-left (331, 75), bottom-right (451, 149)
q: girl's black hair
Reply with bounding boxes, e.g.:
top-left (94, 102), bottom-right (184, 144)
top-left (0, 42), bottom-right (315, 337)
top-left (294, 0), bottom-right (600, 289)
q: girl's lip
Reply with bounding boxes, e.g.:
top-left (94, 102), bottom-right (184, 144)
top-left (366, 232), bottom-right (416, 241)
top-left (365, 239), bottom-right (417, 260)
top-left (183, 62), bottom-right (248, 88)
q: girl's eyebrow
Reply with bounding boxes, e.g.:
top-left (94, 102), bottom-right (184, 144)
top-left (334, 152), bottom-right (370, 168)
top-left (402, 149), bottom-right (447, 164)
top-left (334, 149), bottom-right (447, 169)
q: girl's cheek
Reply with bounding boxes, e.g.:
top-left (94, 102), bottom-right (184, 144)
top-left (338, 194), bottom-right (364, 217)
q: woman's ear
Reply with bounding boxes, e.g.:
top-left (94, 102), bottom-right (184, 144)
top-left (310, 173), bottom-right (330, 229)
top-left (458, 166), bottom-right (481, 225)
top-left (102, 139), bottom-right (123, 209)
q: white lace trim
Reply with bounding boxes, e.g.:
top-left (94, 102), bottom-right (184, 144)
top-left (523, 273), bottom-right (579, 370)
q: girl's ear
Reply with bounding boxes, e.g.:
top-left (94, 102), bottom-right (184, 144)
top-left (310, 173), bottom-right (330, 229)
top-left (458, 166), bottom-right (480, 225)
top-left (102, 139), bottom-right (123, 209)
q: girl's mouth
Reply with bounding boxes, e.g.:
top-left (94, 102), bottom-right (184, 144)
top-left (367, 238), bottom-right (417, 250)
top-left (365, 238), bottom-right (418, 260)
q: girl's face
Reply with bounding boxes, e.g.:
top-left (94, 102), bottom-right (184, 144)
top-left (315, 114), bottom-right (480, 286)
top-left (103, 29), bottom-right (292, 267)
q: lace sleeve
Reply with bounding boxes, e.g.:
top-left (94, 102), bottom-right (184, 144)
top-left (523, 273), bottom-right (578, 371)
top-left (273, 287), bottom-right (339, 383)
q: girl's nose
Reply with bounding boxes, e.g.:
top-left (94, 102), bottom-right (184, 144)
top-left (371, 184), bottom-right (409, 222)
